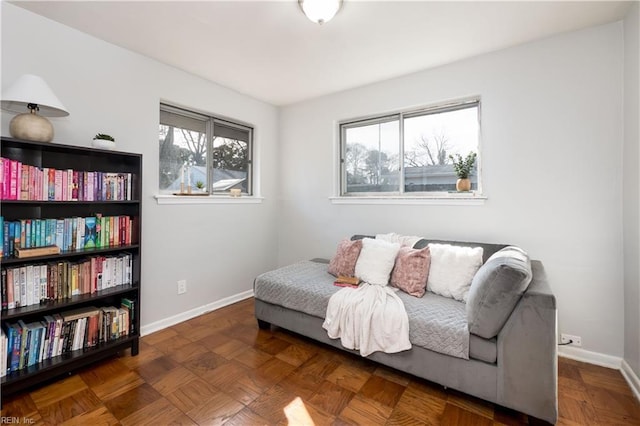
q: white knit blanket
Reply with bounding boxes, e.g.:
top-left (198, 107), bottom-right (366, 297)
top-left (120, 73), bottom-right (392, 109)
top-left (322, 283), bottom-right (411, 357)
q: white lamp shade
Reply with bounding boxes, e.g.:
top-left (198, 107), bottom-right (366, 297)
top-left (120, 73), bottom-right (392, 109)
top-left (299, 0), bottom-right (342, 24)
top-left (1, 74), bottom-right (69, 117)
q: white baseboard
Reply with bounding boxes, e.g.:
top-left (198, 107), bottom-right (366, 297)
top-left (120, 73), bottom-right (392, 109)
top-left (559, 346), bottom-right (640, 402)
top-left (621, 359), bottom-right (640, 402)
top-left (140, 290), bottom-right (254, 336)
top-left (558, 346), bottom-right (622, 369)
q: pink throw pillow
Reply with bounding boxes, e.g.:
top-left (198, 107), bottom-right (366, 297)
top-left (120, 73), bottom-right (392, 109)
top-left (390, 246), bottom-right (431, 297)
top-left (328, 239), bottom-right (363, 277)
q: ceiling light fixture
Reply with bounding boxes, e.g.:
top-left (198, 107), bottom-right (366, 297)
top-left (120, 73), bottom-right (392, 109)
top-left (298, 0), bottom-right (342, 25)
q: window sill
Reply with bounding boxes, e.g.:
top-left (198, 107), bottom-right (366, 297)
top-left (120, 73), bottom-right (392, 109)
top-left (329, 194), bottom-right (487, 206)
top-left (154, 194), bottom-right (264, 205)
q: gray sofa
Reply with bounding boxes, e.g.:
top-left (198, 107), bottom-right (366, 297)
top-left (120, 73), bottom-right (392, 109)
top-left (253, 238), bottom-right (558, 424)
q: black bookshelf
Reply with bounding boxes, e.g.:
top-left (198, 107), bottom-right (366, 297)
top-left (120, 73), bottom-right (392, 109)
top-left (0, 137), bottom-right (142, 398)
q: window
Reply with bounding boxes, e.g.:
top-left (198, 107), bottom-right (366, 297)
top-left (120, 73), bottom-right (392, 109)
top-left (340, 99), bottom-right (480, 196)
top-left (159, 104), bottom-right (253, 195)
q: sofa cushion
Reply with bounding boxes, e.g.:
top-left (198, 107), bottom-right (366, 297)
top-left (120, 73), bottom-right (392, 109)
top-left (414, 239), bottom-right (507, 263)
top-left (390, 246), bottom-right (431, 297)
top-left (427, 243), bottom-right (483, 302)
top-left (466, 246), bottom-right (533, 339)
top-left (328, 238), bottom-right (363, 277)
top-left (470, 334), bottom-right (497, 364)
top-left (376, 232), bottom-right (423, 248)
top-left (355, 238), bottom-right (400, 286)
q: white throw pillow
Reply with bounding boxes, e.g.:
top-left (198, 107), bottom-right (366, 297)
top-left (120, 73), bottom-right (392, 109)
top-left (427, 243), bottom-right (483, 302)
top-left (376, 233), bottom-right (422, 248)
top-left (355, 238), bottom-right (401, 286)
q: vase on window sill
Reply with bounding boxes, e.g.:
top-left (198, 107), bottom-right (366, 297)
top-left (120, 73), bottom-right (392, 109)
top-left (456, 178), bottom-right (471, 192)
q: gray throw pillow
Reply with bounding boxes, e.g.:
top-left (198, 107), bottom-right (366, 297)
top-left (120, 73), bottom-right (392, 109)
top-left (466, 246), bottom-right (533, 339)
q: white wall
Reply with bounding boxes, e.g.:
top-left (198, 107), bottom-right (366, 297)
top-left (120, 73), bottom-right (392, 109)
top-left (623, 2), bottom-right (640, 377)
top-left (1, 3), bottom-right (280, 328)
top-left (279, 23), bottom-right (625, 357)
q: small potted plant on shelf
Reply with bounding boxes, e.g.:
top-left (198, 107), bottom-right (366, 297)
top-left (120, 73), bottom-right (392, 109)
top-left (449, 151), bottom-right (477, 192)
top-left (195, 180), bottom-right (206, 192)
top-left (92, 133), bottom-right (116, 150)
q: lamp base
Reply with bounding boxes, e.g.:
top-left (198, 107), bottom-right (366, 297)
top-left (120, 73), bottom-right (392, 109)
top-left (10, 112), bottom-right (54, 142)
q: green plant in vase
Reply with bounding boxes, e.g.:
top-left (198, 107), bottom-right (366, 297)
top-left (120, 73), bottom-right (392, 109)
top-left (93, 133), bottom-right (115, 142)
top-left (449, 152), bottom-right (477, 192)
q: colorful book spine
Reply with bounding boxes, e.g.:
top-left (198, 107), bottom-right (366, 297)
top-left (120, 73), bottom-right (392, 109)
top-left (7, 268), bottom-right (14, 309)
top-left (1, 217), bottom-right (6, 258)
top-left (61, 169), bottom-right (67, 201)
top-left (84, 217), bottom-right (97, 249)
top-left (1, 269), bottom-right (7, 310)
top-left (0, 158), bottom-right (6, 200)
top-left (7, 324), bottom-right (21, 372)
top-left (7, 221), bottom-right (14, 257)
top-left (54, 169), bottom-right (63, 201)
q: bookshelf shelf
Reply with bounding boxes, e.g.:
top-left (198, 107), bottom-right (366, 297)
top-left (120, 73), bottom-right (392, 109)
top-left (0, 244), bottom-right (140, 265)
top-left (0, 283), bottom-right (140, 321)
top-left (1, 137), bottom-right (142, 398)
top-left (0, 335), bottom-right (138, 396)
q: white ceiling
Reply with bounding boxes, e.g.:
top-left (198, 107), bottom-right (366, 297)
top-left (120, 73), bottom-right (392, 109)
top-left (13, 1), bottom-right (632, 106)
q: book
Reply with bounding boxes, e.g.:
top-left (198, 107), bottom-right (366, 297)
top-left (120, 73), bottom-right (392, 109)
top-left (72, 318), bottom-right (85, 351)
top-left (62, 321), bottom-right (74, 353)
top-left (15, 245), bottom-right (60, 258)
top-left (52, 314), bottom-right (63, 357)
top-left (8, 221), bottom-right (15, 257)
top-left (7, 268), bottom-right (15, 309)
top-left (76, 217), bottom-right (85, 251)
top-left (26, 323), bottom-right (44, 367)
top-left (118, 308), bottom-right (129, 337)
top-left (335, 275), bottom-right (360, 286)
top-left (84, 217), bottom-right (97, 249)
top-left (121, 298), bottom-right (136, 335)
top-left (1, 216), bottom-right (4, 258)
top-left (12, 268), bottom-right (20, 308)
top-left (48, 168), bottom-right (55, 200)
top-left (17, 320), bottom-right (29, 370)
top-left (54, 169), bottom-right (63, 201)
top-left (1, 328), bottom-right (6, 377)
top-left (95, 214), bottom-right (102, 249)
top-left (85, 314), bottom-right (99, 348)
top-left (0, 158), bottom-right (6, 200)
top-left (6, 323), bottom-right (21, 372)
top-left (1, 269), bottom-right (7, 310)
top-left (42, 316), bottom-right (55, 361)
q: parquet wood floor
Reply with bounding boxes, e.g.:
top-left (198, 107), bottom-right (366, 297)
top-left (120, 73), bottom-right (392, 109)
top-left (2, 298), bottom-right (639, 425)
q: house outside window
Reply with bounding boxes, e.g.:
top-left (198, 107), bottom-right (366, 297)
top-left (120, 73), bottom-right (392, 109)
top-left (159, 104), bottom-right (253, 195)
top-left (340, 99), bottom-right (480, 196)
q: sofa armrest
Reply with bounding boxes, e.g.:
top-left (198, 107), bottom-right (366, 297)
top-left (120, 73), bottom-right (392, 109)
top-left (496, 260), bottom-right (558, 423)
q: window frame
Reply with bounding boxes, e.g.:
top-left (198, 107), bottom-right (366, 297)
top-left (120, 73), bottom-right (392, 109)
top-left (339, 98), bottom-right (482, 198)
top-left (159, 103), bottom-right (254, 197)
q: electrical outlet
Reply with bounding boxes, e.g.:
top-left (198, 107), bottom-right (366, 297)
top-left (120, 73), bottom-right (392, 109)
top-left (561, 333), bottom-right (581, 347)
top-left (177, 279), bottom-right (187, 295)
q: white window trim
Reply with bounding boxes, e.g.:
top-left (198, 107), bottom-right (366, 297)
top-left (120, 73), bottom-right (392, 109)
top-left (336, 97), bottom-right (484, 201)
top-left (329, 194), bottom-right (486, 206)
top-left (154, 194), bottom-right (263, 205)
